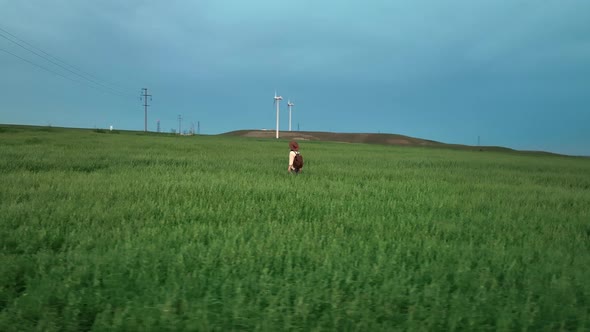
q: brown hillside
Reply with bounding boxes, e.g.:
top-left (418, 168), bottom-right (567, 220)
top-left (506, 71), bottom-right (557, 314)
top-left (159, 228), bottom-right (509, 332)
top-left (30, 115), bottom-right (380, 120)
top-left (222, 130), bottom-right (515, 153)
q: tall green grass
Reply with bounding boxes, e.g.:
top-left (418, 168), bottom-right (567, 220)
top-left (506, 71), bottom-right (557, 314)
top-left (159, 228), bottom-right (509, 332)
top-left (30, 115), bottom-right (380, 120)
top-left (1, 125), bottom-right (589, 331)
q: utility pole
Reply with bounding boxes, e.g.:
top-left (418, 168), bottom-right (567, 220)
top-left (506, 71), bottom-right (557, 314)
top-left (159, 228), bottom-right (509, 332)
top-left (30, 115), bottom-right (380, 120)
top-left (141, 88), bottom-right (152, 132)
top-left (197, 121), bottom-right (200, 135)
top-left (178, 115), bottom-right (182, 135)
top-left (157, 119), bottom-right (161, 133)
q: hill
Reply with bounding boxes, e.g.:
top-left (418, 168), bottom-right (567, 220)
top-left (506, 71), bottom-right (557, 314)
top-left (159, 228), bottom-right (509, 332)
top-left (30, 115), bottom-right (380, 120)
top-left (222, 129), bottom-right (518, 153)
top-left (0, 124), bottom-right (570, 156)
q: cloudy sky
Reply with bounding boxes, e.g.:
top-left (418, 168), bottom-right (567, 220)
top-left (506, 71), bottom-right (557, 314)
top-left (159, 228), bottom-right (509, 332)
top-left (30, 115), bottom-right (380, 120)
top-left (1, 1), bottom-right (589, 155)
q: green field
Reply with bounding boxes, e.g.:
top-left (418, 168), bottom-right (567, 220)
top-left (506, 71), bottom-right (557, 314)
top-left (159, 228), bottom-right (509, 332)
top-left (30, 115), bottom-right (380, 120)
top-left (1, 125), bottom-right (589, 331)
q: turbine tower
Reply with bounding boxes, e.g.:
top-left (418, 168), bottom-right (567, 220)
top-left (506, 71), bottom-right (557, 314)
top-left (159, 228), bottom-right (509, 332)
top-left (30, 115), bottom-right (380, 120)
top-left (288, 99), bottom-right (294, 131)
top-left (274, 91), bottom-right (283, 139)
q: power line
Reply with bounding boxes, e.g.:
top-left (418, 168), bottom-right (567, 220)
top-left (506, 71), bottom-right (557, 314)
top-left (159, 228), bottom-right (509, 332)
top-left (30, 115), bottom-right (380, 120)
top-left (0, 47), bottom-right (95, 89)
top-left (0, 31), bottom-right (131, 97)
top-left (1, 47), bottom-right (130, 98)
top-left (0, 25), bottom-right (132, 94)
top-left (0, 29), bottom-right (133, 97)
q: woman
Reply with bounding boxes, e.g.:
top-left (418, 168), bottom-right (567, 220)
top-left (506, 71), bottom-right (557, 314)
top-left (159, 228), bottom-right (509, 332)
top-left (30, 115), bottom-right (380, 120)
top-left (288, 141), bottom-right (302, 173)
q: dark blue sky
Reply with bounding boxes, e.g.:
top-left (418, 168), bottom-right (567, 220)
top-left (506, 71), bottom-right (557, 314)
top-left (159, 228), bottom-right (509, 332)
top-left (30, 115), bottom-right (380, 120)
top-left (1, 1), bottom-right (589, 155)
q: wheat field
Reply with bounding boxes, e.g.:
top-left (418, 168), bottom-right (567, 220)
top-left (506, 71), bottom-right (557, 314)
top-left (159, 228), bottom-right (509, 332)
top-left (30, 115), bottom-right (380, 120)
top-left (1, 125), bottom-right (589, 331)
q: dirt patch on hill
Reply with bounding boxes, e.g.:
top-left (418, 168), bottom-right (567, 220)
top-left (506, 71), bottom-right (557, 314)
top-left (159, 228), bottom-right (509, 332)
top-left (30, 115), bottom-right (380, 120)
top-left (386, 138), bottom-right (412, 145)
top-left (225, 130), bottom-right (442, 147)
top-left (241, 131), bottom-right (318, 141)
top-left (222, 130), bottom-right (541, 154)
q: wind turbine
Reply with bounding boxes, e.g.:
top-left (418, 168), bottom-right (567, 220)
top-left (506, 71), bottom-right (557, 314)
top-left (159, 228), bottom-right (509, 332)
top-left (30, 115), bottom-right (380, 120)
top-left (274, 91), bottom-right (283, 139)
top-left (287, 99), bottom-right (294, 131)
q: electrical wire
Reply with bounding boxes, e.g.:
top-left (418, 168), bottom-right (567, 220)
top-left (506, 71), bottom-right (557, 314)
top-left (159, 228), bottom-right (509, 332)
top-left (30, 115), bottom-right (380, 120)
top-left (0, 47), bottom-right (129, 98)
top-left (0, 28), bottom-right (135, 98)
top-left (0, 25), bottom-right (133, 94)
